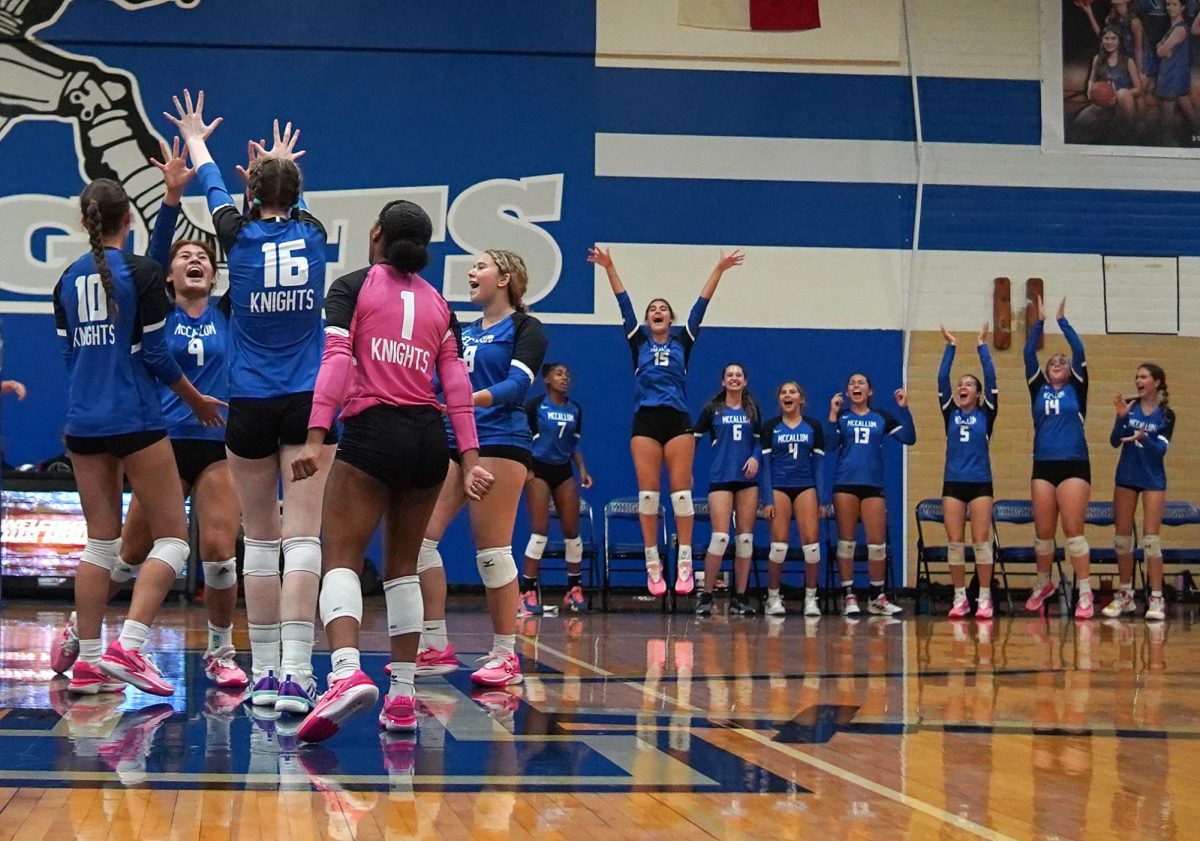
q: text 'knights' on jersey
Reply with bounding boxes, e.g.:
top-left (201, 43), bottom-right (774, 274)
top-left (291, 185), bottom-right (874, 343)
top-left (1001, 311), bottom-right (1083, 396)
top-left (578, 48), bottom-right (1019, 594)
top-left (197, 162), bottom-right (327, 399)
top-left (1112, 400), bottom-right (1175, 491)
top-left (938, 343), bottom-right (998, 483)
top-left (761, 415), bottom-right (825, 493)
top-left (53, 249), bottom-right (182, 436)
top-left (159, 298), bottom-right (230, 442)
top-left (831, 406), bottom-right (916, 488)
top-left (1025, 317), bottom-right (1089, 462)
top-left (527, 395), bottom-right (583, 465)
top-left (694, 402), bottom-right (766, 491)
top-left (444, 311), bottom-right (548, 451)
top-left (616, 291), bottom-right (708, 412)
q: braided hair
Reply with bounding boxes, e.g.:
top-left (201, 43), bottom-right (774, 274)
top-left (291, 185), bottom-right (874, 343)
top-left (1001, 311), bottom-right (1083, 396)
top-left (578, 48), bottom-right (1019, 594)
top-left (247, 157), bottom-right (301, 220)
top-left (79, 178), bottom-right (129, 319)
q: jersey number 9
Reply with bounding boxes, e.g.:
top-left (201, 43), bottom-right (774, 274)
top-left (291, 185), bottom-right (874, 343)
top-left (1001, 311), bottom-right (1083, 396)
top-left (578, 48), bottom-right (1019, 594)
top-left (188, 336), bottom-right (205, 367)
top-left (261, 240), bottom-right (309, 289)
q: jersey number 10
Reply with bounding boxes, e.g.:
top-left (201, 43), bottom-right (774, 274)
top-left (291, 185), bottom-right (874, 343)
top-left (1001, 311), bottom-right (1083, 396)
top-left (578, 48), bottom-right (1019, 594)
top-left (74, 274), bottom-right (108, 323)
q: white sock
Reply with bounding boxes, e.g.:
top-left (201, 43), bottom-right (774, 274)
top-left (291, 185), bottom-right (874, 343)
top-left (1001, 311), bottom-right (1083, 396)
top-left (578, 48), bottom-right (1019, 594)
top-left (678, 544), bottom-right (692, 566)
top-left (1120, 582), bottom-right (1134, 594)
top-left (978, 586), bottom-right (991, 602)
top-left (80, 638), bottom-right (103, 666)
top-left (280, 620), bottom-right (314, 679)
top-left (1151, 589), bottom-right (1163, 598)
top-left (421, 619), bottom-right (449, 651)
top-left (207, 622), bottom-right (233, 653)
top-left (768, 588), bottom-right (780, 599)
top-left (117, 620), bottom-right (150, 652)
top-left (805, 587), bottom-right (817, 599)
top-left (954, 587), bottom-right (967, 601)
top-left (330, 647), bottom-right (360, 681)
top-left (645, 545), bottom-right (661, 571)
top-left (67, 611), bottom-right (79, 640)
top-left (1078, 578), bottom-right (1092, 596)
top-left (493, 633), bottom-right (516, 658)
top-left (1035, 571), bottom-right (1050, 589)
top-left (388, 662), bottom-right (416, 699)
top-left (248, 623), bottom-right (281, 675)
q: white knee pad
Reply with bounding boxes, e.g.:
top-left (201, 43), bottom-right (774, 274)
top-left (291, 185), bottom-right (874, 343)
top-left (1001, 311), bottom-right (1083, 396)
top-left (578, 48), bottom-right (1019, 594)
top-left (973, 542), bottom-right (994, 565)
top-left (638, 490), bottom-right (660, 516)
top-left (80, 537), bottom-right (120, 571)
top-left (243, 537), bottom-right (282, 578)
top-left (670, 491), bottom-right (695, 518)
top-left (708, 532), bottom-right (730, 557)
top-left (867, 543), bottom-right (886, 562)
top-left (476, 546), bottom-right (518, 589)
top-left (1113, 534), bottom-right (1135, 554)
top-left (282, 536), bottom-right (322, 577)
top-left (768, 542), bottom-right (788, 565)
top-left (384, 575), bottom-right (424, 636)
top-left (1033, 537), bottom-right (1056, 555)
top-left (150, 537), bottom-right (190, 576)
top-left (1142, 534), bottom-right (1163, 560)
top-left (203, 558), bottom-right (238, 591)
top-left (110, 559), bottom-right (138, 583)
top-left (565, 536), bottom-right (583, 564)
top-left (318, 567), bottom-right (363, 626)
top-left (803, 542), bottom-right (821, 564)
top-left (836, 539), bottom-right (856, 561)
top-left (947, 541), bottom-right (966, 567)
top-left (525, 533), bottom-right (548, 561)
top-left (1066, 535), bottom-right (1089, 558)
top-left (735, 533), bottom-right (754, 560)
top-left (416, 538), bottom-right (442, 573)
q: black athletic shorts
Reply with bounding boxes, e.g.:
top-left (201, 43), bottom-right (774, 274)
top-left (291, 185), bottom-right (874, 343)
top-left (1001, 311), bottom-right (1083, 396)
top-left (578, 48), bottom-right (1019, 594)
top-left (941, 481), bottom-right (994, 504)
top-left (1032, 460), bottom-right (1091, 487)
top-left (225, 392), bottom-right (338, 460)
top-left (66, 429), bottom-right (166, 459)
top-left (710, 480), bottom-right (757, 494)
top-left (338, 405), bottom-right (450, 490)
top-left (171, 438), bottom-right (228, 487)
top-left (631, 406), bottom-right (693, 445)
top-left (833, 484), bottom-right (884, 501)
top-left (449, 443), bottom-right (533, 469)
top-left (774, 486), bottom-right (816, 504)
top-left (531, 459), bottom-right (574, 490)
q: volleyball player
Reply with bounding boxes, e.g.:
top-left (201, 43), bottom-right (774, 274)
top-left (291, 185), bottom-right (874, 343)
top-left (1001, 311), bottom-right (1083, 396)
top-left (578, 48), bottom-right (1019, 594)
top-left (520, 363), bottom-right (593, 616)
top-left (416, 250), bottom-right (548, 688)
top-left (588, 245), bottom-right (744, 596)
top-left (692, 364), bottom-right (766, 616)
top-left (1104, 364), bottom-right (1174, 621)
top-left (53, 177), bottom-right (223, 696)
top-left (829, 374), bottom-right (915, 616)
top-left (938, 323), bottom-right (998, 620)
top-left (51, 139), bottom-right (245, 688)
top-left (167, 92), bottom-right (333, 712)
top-left (760, 381), bottom-right (826, 617)
top-left (288, 200), bottom-right (492, 742)
top-left (1024, 297), bottom-right (1094, 619)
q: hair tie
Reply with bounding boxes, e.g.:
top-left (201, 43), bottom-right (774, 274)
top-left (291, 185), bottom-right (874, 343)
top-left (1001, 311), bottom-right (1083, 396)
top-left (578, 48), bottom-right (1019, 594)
top-left (252, 197), bottom-right (262, 206)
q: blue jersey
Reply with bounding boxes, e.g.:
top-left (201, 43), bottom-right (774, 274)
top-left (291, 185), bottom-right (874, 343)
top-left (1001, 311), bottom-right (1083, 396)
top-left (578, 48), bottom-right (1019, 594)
top-left (616, 291), bottom-right (708, 413)
top-left (694, 402), bottom-right (767, 492)
top-left (160, 300), bottom-right (230, 441)
top-left (939, 343), bottom-right (998, 483)
top-left (445, 312), bottom-right (548, 450)
top-left (527, 395), bottom-right (582, 465)
top-left (761, 415), bottom-right (825, 493)
top-left (53, 250), bottom-right (182, 436)
top-left (1112, 402), bottom-right (1175, 491)
top-left (198, 163), bottom-right (327, 399)
top-left (831, 406), bottom-right (916, 488)
top-left (1025, 318), bottom-right (1089, 462)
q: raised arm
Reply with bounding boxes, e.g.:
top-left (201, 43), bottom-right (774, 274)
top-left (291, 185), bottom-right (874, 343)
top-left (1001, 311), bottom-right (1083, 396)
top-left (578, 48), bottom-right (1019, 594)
top-left (937, 326), bottom-right (956, 411)
top-left (146, 137), bottom-right (193, 271)
top-left (886, 391), bottom-right (917, 446)
top-left (164, 90), bottom-right (241, 250)
top-left (686, 249), bottom-right (743, 340)
top-left (589, 246), bottom-right (638, 336)
top-left (1024, 296), bottom-right (1045, 384)
top-left (1056, 298), bottom-right (1086, 371)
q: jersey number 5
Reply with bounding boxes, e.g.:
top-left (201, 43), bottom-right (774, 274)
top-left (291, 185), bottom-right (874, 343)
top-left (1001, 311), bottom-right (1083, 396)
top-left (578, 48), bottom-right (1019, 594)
top-left (958, 426), bottom-right (970, 443)
top-left (853, 427), bottom-right (871, 445)
top-left (74, 274), bottom-right (108, 323)
top-left (261, 240), bottom-right (309, 288)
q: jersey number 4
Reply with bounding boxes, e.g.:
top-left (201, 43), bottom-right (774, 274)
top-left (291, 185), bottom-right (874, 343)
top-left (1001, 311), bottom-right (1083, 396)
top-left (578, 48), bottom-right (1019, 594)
top-left (261, 240), bottom-right (309, 288)
top-left (74, 274), bottom-right (108, 323)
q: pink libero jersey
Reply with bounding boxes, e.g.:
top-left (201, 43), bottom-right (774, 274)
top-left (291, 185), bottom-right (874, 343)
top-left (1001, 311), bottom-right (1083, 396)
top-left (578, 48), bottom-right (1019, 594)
top-left (310, 263), bottom-right (479, 452)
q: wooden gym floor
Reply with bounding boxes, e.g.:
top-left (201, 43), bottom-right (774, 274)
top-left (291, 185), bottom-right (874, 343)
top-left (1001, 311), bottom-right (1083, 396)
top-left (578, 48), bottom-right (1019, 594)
top-left (0, 597), bottom-right (1195, 840)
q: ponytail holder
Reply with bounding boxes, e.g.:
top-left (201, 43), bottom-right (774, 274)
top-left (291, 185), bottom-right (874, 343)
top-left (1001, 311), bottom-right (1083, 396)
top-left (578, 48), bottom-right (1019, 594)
top-left (252, 197), bottom-right (262, 206)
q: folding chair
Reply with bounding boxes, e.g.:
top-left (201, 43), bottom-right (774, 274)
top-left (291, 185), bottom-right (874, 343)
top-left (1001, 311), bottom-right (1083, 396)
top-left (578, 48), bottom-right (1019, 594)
top-left (1160, 501), bottom-right (1200, 598)
top-left (535, 498), bottom-right (600, 611)
top-left (602, 497), bottom-right (669, 612)
top-left (915, 497), bottom-right (1007, 614)
top-left (992, 498), bottom-right (1068, 614)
